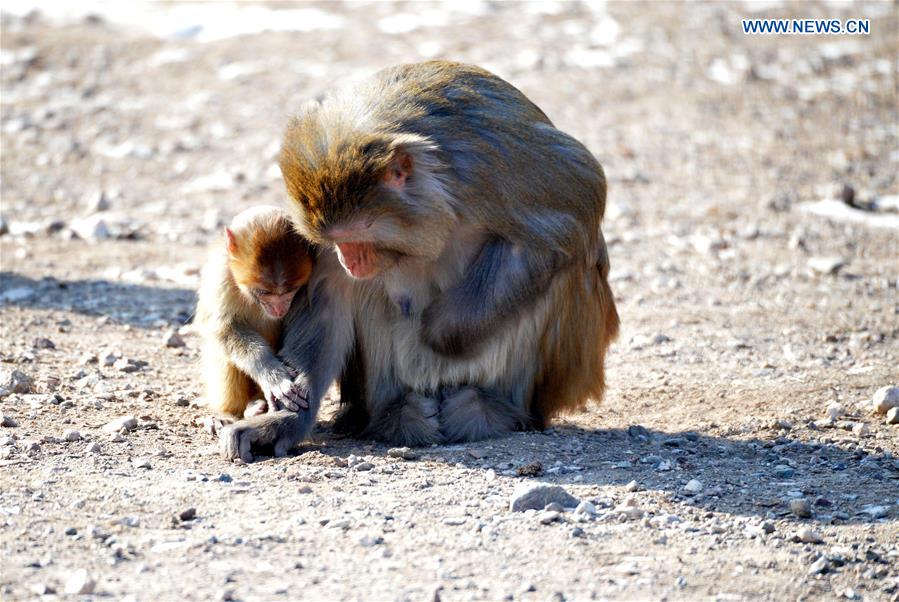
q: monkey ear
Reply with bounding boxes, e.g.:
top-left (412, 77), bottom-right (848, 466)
top-left (383, 151), bottom-right (413, 190)
top-left (224, 228), bottom-right (239, 255)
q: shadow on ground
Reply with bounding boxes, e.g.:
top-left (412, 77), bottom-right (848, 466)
top-left (0, 272), bottom-right (195, 328)
top-left (291, 423), bottom-right (899, 526)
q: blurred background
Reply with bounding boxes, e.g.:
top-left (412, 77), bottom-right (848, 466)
top-left (1, 3), bottom-right (898, 600)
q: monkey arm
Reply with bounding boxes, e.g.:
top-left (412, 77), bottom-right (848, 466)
top-left (420, 237), bottom-right (566, 357)
top-left (219, 324), bottom-right (284, 382)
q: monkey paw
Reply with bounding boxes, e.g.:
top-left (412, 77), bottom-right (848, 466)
top-left (419, 298), bottom-right (481, 358)
top-left (260, 370), bottom-right (309, 412)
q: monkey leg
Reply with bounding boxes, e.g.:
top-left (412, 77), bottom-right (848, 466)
top-left (365, 391), bottom-right (441, 447)
top-left (203, 347), bottom-right (259, 418)
top-left (439, 386), bottom-right (528, 443)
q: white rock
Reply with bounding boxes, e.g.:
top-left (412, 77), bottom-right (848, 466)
top-left (85, 442), bottom-right (101, 454)
top-left (886, 407), bottom-right (899, 425)
top-left (63, 430), bottom-right (82, 442)
top-left (162, 329), bottom-right (185, 348)
top-left (0, 287), bottom-right (35, 302)
top-left (683, 479), bottom-right (703, 493)
top-left (574, 501), bottom-right (596, 516)
top-left (104, 416), bottom-right (137, 432)
top-left (538, 510), bottom-right (561, 524)
top-left (797, 527), bottom-right (824, 544)
top-left (64, 569), bottom-right (95, 595)
top-left (826, 402), bottom-right (846, 420)
top-left (70, 214), bottom-right (111, 240)
top-left (0, 369), bottom-right (32, 393)
top-left (871, 386), bottom-right (899, 414)
top-left (808, 256), bottom-right (845, 275)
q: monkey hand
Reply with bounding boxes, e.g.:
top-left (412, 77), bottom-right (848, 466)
top-left (259, 367), bottom-right (309, 412)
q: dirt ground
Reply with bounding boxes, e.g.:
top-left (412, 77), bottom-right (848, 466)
top-left (1, 2), bottom-right (897, 600)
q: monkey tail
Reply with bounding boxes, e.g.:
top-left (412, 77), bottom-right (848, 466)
top-left (532, 260), bottom-right (619, 427)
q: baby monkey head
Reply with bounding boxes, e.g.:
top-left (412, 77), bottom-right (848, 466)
top-left (225, 210), bottom-right (314, 320)
top-left (279, 119), bottom-right (457, 280)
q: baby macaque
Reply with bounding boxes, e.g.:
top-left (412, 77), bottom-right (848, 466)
top-left (196, 205), bottom-right (314, 427)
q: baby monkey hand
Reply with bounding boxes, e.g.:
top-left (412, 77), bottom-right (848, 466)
top-left (260, 366), bottom-right (309, 412)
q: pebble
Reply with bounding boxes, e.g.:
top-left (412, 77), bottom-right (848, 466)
top-left (64, 569), bottom-right (96, 595)
top-left (852, 422), bottom-right (869, 436)
top-left (509, 484), bottom-right (579, 512)
top-left (624, 480), bottom-right (639, 492)
top-left (808, 557), bottom-right (829, 575)
top-left (790, 499), bottom-right (813, 518)
top-left (574, 501), bottom-right (596, 516)
top-left (104, 416), bottom-right (138, 432)
top-left (162, 329), bottom-right (185, 348)
top-left (761, 521), bottom-right (776, 534)
top-left (683, 479), bottom-right (703, 494)
top-left (132, 458), bottom-right (152, 469)
top-left (63, 430), bottom-right (82, 441)
top-left (78, 352), bottom-right (98, 365)
top-left (85, 442), bottom-right (101, 454)
top-left (613, 505), bottom-right (644, 520)
top-left (328, 518), bottom-right (351, 530)
top-left (354, 461), bottom-right (374, 471)
top-left (442, 517), bottom-right (466, 526)
top-left (870, 386), bottom-right (899, 414)
top-left (178, 508), bottom-right (197, 522)
top-left (858, 505), bottom-right (888, 519)
top-left (773, 465), bottom-right (794, 478)
top-left (0, 413), bottom-right (18, 428)
top-left (538, 510), bottom-right (561, 524)
top-left (826, 402), bottom-right (846, 420)
top-left (808, 256), bottom-right (845, 275)
top-left (0, 369), bottom-right (33, 394)
top-left (70, 214), bottom-right (111, 240)
top-left (32, 337), bottom-right (55, 349)
top-left (359, 535), bottom-right (383, 547)
top-left (387, 447), bottom-right (418, 460)
top-left (113, 357), bottom-right (144, 373)
top-left (886, 407), bottom-right (898, 425)
top-left (468, 449), bottom-right (487, 459)
top-left (797, 527), bottom-right (824, 544)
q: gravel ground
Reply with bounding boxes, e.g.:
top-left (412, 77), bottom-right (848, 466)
top-left (1, 2), bottom-right (897, 600)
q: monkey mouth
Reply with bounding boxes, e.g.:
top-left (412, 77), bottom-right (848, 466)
top-left (335, 242), bottom-right (384, 279)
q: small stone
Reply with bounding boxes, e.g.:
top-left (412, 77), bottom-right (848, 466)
top-left (570, 527), bottom-right (584, 538)
top-left (85, 442), bottom-right (101, 454)
top-left (217, 473), bottom-right (232, 483)
top-left (113, 357), bottom-right (141, 373)
top-left (870, 386), bottom-right (899, 414)
top-left (790, 498), bottom-right (813, 518)
top-left (509, 484), bottom-right (579, 512)
top-left (0, 369), bottom-right (33, 394)
top-left (104, 416), bottom-right (137, 432)
top-left (354, 461), bottom-right (374, 471)
top-left (858, 505), bottom-right (889, 519)
top-left (683, 479), bottom-right (703, 494)
top-left (32, 337), bottom-right (55, 349)
top-left (538, 510), bottom-right (561, 524)
top-left (163, 329), bottom-right (185, 348)
top-left (65, 526), bottom-right (78, 535)
top-left (614, 505), bottom-right (644, 520)
top-left (172, 397), bottom-right (189, 407)
top-left (64, 569), bottom-right (96, 595)
top-left (178, 508), bottom-right (197, 522)
top-left (826, 402), bottom-right (846, 420)
top-left (63, 429), bottom-right (82, 441)
top-left (132, 458), bottom-right (152, 469)
top-left (0, 413), bottom-right (18, 428)
top-left (624, 480), bottom-right (639, 492)
top-left (359, 535), bottom-right (383, 547)
top-left (108, 432), bottom-right (126, 443)
top-left (70, 214), bottom-right (111, 240)
top-left (100, 351), bottom-right (120, 367)
top-left (516, 461), bottom-right (543, 477)
top-left (78, 352), bottom-right (98, 365)
top-left (797, 527), bottom-right (824, 544)
top-left (544, 502), bottom-right (564, 513)
top-left (442, 517), bottom-right (466, 526)
top-left (574, 501), bottom-right (596, 516)
top-left (852, 422), bottom-right (869, 436)
top-left (808, 256), bottom-right (845, 275)
top-left (886, 407), bottom-right (899, 425)
top-left (808, 557), bottom-right (829, 575)
top-left (328, 518), bottom-right (351, 530)
top-left (772, 419), bottom-right (793, 430)
top-left (468, 449), bottom-right (487, 459)
top-left (387, 447), bottom-right (418, 460)
top-left (773, 465), bottom-right (794, 479)
top-left (761, 521), bottom-right (776, 534)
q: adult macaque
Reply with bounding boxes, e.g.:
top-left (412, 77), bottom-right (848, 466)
top-left (196, 206), bottom-right (314, 424)
top-left (222, 61), bottom-right (618, 458)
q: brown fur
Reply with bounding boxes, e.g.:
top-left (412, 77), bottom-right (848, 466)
top-left (196, 206), bottom-right (314, 419)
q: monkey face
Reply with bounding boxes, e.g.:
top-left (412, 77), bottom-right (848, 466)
top-left (282, 141), bottom-right (456, 281)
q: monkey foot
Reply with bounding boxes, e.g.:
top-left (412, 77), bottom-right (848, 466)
top-left (440, 386), bottom-right (526, 443)
top-left (367, 392), bottom-right (442, 447)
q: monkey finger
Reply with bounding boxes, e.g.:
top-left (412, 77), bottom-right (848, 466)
top-left (289, 389), bottom-right (310, 410)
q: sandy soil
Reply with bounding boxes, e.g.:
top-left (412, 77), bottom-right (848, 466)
top-left (1, 2), bottom-right (897, 600)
